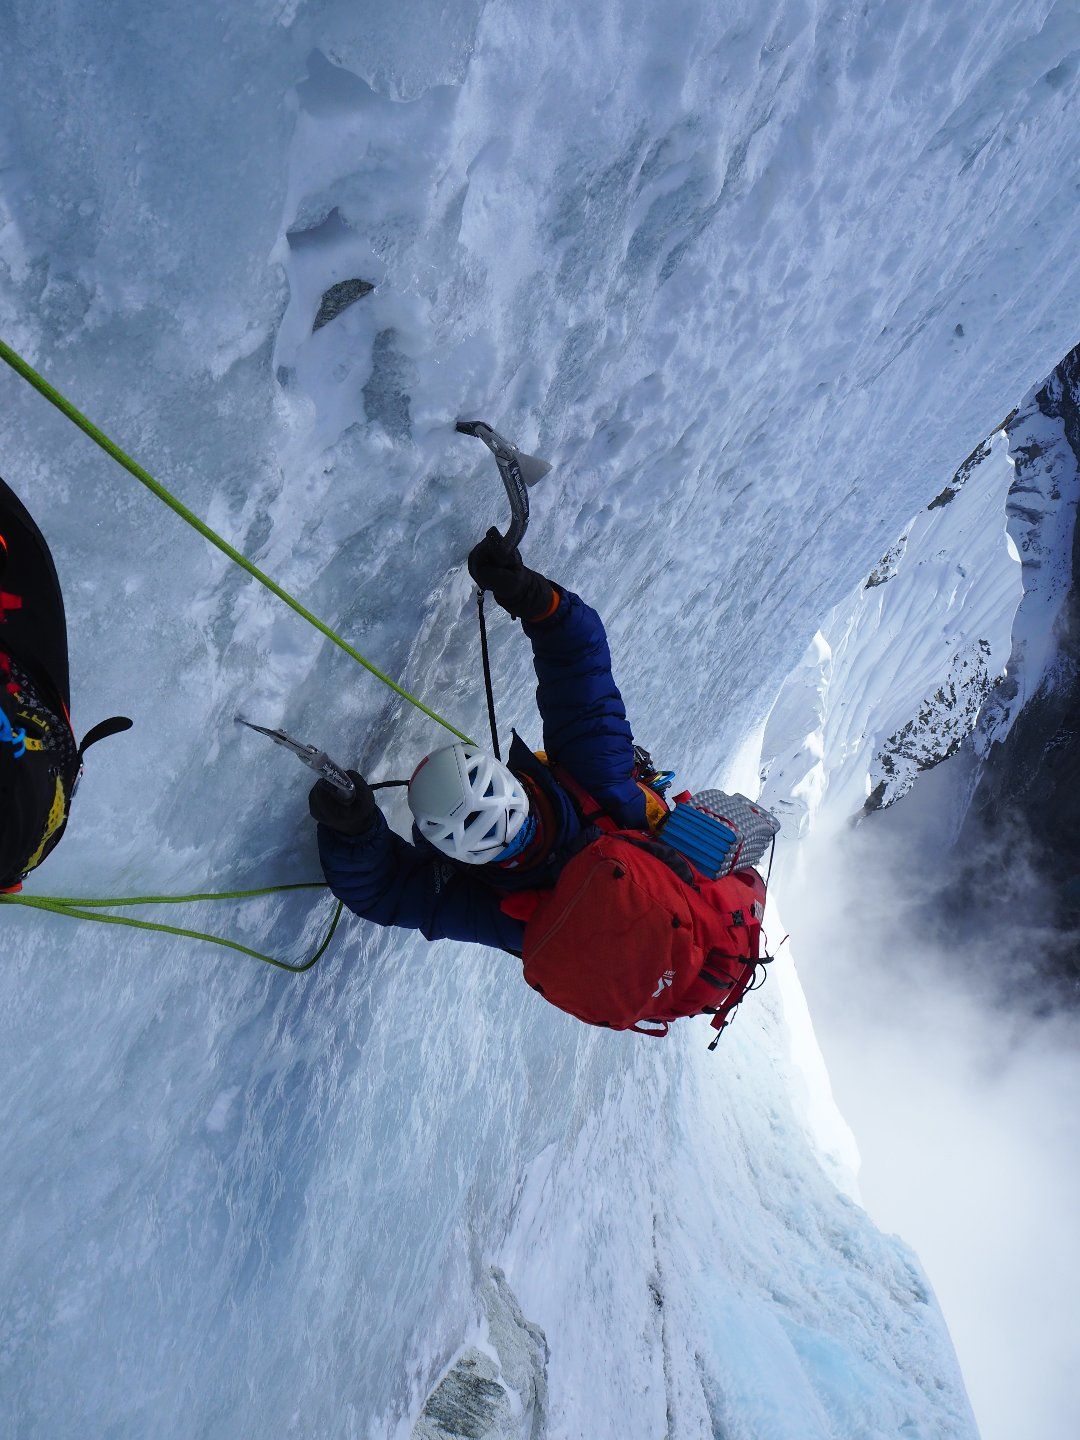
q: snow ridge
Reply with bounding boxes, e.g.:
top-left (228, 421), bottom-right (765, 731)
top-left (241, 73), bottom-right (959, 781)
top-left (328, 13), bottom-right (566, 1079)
top-left (760, 432), bottom-right (1022, 831)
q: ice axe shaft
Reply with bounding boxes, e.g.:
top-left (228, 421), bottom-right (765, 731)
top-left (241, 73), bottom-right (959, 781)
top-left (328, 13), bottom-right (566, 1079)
top-left (235, 716), bottom-right (355, 797)
top-left (456, 420), bottom-right (551, 548)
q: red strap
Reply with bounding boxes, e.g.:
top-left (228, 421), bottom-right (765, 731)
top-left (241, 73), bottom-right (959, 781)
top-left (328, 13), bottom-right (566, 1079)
top-left (631, 1019), bottom-right (670, 1037)
top-left (524, 586), bottom-right (561, 623)
top-left (543, 759), bottom-right (619, 833)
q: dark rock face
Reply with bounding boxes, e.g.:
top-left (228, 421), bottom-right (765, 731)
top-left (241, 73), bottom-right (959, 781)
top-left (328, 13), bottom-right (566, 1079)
top-left (927, 436), bottom-right (993, 510)
top-left (417, 1351), bottom-right (511, 1439)
top-left (312, 277), bottom-right (374, 331)
top-left (954, 341), bottom-right (1080, 985)
top-left (864, 532), bottom-right (908, 589)
top-left (362, 328), bottom-right (413, 440)
top-left (412, 1269), bottom-right (548, 1440)
top-left (865, 641), bottom-right (995, 813)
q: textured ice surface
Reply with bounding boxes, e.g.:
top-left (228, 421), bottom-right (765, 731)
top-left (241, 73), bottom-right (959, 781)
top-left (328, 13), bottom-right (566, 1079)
top-left (3, 0), bottom-right (1080, 1435)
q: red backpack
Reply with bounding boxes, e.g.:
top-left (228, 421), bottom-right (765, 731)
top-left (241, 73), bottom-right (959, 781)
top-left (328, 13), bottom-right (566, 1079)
top-left (507, 763), bottom-right (772, 1045)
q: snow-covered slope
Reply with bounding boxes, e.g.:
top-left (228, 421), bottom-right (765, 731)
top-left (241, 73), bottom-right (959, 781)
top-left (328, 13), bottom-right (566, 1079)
top-left (3, 2), bottom-right (1080, 1436)
top-left (759, 430), bottom-right (1023, 833)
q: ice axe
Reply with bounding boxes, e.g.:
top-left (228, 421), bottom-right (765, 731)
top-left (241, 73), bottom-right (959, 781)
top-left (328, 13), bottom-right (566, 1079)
top-left (456, 421), bottom-right (551, 762)
top-left (455, 420), bottom-right (551, 548)
top-left (235, 716), bottom-right (355, 797)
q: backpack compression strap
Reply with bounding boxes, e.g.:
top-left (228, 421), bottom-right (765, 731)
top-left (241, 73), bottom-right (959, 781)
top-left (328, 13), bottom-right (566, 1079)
top-left (77, 715), bottom-right (133, 762)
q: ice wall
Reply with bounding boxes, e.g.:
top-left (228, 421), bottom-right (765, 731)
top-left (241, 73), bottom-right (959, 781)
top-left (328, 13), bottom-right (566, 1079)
top-left (3, 1), bottom-right (1079, 1435)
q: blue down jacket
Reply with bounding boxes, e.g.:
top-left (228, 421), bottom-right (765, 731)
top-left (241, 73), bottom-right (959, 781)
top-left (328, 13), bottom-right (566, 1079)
top-left (317, 588), bottom-right (647, 955)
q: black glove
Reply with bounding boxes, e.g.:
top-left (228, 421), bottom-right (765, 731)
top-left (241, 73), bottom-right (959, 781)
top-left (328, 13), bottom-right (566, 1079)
top-left (468, 528), bottom-right (555, 620)
top-left (308, 770), bottom-right (378, 836)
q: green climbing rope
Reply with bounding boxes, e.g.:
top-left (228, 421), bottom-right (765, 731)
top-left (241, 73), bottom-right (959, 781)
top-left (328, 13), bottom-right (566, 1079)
top-left (0, 336), bottom-right (473, 744)
top-left (0, 883), bottom-right (344, 973)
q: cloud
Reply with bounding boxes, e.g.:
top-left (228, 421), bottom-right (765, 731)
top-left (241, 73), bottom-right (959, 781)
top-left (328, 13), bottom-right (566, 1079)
top-left (779, 793), bottom-right (1080, 1440)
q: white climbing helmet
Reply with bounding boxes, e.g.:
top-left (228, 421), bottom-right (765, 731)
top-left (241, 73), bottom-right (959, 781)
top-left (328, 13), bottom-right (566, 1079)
top-left (408, 743), bottom-right (532, 864)
top-left (408, 743), bottom-right (531, 865)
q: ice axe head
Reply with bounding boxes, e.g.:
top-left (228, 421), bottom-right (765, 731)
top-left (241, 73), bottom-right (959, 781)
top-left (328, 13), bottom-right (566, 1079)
top-left (454, 420), bottom-right (551, 480)
top-left (456, 419), bottom-right (552, 547)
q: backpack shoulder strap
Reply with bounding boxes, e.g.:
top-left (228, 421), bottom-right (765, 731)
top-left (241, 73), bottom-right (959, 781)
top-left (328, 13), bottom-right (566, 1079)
top-left (535, 752), bottom-right (619, 832)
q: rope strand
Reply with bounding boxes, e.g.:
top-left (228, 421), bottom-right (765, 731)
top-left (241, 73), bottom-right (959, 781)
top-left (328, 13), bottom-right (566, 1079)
top-left (0, 336), bottom-right (484, 966)
top-left (0, 886), bottom-right (343, 972)
top-left (0, 336), bottom-right (473, 744)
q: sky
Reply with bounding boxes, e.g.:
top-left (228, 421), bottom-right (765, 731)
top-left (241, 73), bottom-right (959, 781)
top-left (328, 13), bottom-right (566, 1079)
top-left (778, 768), bottom-right (1080, 1440)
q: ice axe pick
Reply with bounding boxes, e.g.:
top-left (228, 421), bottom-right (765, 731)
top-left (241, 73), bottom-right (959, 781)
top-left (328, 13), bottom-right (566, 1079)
top-left (235, 716), bottom-right (355, 797)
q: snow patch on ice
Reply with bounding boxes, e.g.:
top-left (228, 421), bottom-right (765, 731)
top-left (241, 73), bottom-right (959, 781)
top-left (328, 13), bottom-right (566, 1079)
top-left (204, 1086), bottom-right (241, 1134)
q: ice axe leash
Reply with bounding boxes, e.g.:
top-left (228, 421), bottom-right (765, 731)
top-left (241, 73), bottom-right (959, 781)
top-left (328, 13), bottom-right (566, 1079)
top-left (457, 421), bottom-right (552, 760)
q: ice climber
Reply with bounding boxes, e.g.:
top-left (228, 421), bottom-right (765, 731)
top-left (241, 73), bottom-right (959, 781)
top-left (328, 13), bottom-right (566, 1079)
top-left (309, 530), bottom-right (780, 1041)
top-left (0, 474), bottom-right (85, 892)
top-left (0, 475), bottom-right (129, 893)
